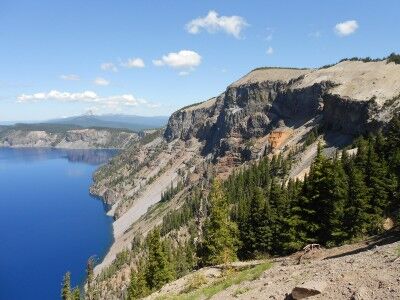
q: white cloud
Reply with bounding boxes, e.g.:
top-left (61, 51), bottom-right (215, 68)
top-left (60, 74), bottom-right (80, 81)
top-left (152, 50), bottom-right (201, 70)
top-left (16, 90), bottom-right (157, 110)
top-left (17, 90), bottom-right (98, 103)
top-left (17, 90), bottom-right (166, 112)
top-left (334, 20), bottom-right (359, 36)
top-left (94, 77), bottom-right (110, 86)
top-left (121, 57), bottom-right (145, 68)
top-left (178, 71), bottom-right (190, 76)
top-left (266, 46), bottom-right (274, 55)
top-left (186, 10), bottom-right (248, 39)
top-left (101, 62), bottom-right (118, 72)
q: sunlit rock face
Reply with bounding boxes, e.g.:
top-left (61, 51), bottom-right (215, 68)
top-left (165, 60), bottom-right (400, 160)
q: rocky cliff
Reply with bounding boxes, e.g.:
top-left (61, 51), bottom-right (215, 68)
top-left (0, 127), bottom-right (139, 149)
top-left (89, 59), bottom-right (400, 299)
top-left (165, 60), bottom-right (400, 161)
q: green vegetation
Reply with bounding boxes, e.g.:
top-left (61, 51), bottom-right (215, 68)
top-left (200, 179), bottom-right (239, 266)
top-left (123, 114), bottom-right (399, 296)
top-left (387, 53), bottom-right (400, 64)
top-left (124, 229), bottom-right (197, 299)
top-left (61, 271), bottom-right (81, 300)
top-left (77, 114), bottom-right (400, 299)
top-left (252, 66), bottom-right (309, 71)
top-left (160, 180), bottom-right (184, 202)
top-left (183, 273), bottom-right (207, 293)
top-left (61, 272), bottom-right (72, 300)
top-left (128, 264), bottom-right (149, 299)
top-left (145, 229), bottom-right (174, 290)
top-left (320, 52), bottom-right (400, 69)
top-left (303, 126), bottom-right (321, 147)
top-left (85, 257), bottom-right (96, 300)
top-left (161, 188), bottom-right (201, 235)
top-left (396, 245), bottom-right (400, 258)
top-left (225, 115), bottom-right (400, 258)
top-left (165, 262), bottom-right (271, 300)
top-left (233, 287), bottom-right (251, 297)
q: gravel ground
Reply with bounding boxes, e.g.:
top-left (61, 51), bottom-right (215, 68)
top-left (213, 233), bottom-right (400, 299)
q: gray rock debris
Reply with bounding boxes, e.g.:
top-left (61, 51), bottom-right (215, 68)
top-left (291, 280), bottom-right (327, 299)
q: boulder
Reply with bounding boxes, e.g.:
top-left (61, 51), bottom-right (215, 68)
top-left (291, 280), bottom-right (327, 299)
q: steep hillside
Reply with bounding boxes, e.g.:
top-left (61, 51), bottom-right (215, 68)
top-left (87, 58), bottom-right (400, 299)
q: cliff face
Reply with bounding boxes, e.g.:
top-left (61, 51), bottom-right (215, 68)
top-left (90, 59), bottom-right (400, 299)
top-left (165, 60), bottom-right (400, 160)
top-left (0, 128), bottom-right (139, 149)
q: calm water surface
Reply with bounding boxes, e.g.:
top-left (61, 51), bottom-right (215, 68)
top-left (0, 148), bottom-right (116, 300)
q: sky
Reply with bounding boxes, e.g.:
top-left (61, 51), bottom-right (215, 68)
top-left (0, 0), bottom-right (399, 122)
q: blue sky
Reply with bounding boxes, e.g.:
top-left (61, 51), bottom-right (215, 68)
top-left (1, 0), bottom-right (399, 121)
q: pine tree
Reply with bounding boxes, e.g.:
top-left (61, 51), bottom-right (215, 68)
top-left (364, 141), bottom-right (390, 232)
top-left (128, 266), bottom-right (148, 299)
top-left (257, 192), bottom-right (274, 255)
top-left (144, 229), bottom-right (173, 291)
top-left (61, 272), bottom-right (72, 300)
top-left (85, 257), bottom-right (95, 300)
top-left (327, 154), bottom-right (348, 245)
top-left (240, 187), bottom-right (272, 258)
top-left (202, 179), bottom-right (239, 266)
top-left (71, 287), bottom-right (80, 300)
top-left (281, 179), bottom-right (305, 252)
top-left (269, 179), bottom-right (288, 253)
top-left (344, 162), bottom-right (370, 240)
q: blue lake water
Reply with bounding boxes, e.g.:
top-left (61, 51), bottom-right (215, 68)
top-left (0, 148), bottom-right (117, 300)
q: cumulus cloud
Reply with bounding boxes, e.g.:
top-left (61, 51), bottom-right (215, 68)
top-left (101, 62), bottom-right (118, 72)
top-left (16, 90), bottom-right (154, 109)
top-left (334, 20), bottom-right (359, 36)
top-left (121, 57), bottom-right (145, 68)
top-left (60, 74), bottom-right (80, 81)
top-left (186, 10), bottom-right (248, 38)
top-left (152, 50), bottom-right (201, 70)
top-left (266, 46), bottom-right (274, 55)
top-left (17, 90), bottom-right (98, 103)
top-left (94, 77), bottom-right (110, 86)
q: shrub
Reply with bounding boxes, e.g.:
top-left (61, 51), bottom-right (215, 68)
top-left (184, 274), bottom-right (208, 293)
top-left (387, 53), bottom-right (400, 64)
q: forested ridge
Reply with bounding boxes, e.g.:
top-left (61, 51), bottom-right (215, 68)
top-left (61, 115), bottom-right (400, 299)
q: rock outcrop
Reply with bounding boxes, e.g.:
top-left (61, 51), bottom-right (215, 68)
top-left (0, 128), bottom-right (139, 149)
top-left (165, 60), bottom-right (400, 161)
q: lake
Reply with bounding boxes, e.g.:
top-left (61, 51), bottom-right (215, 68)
top-left (0, 147), bottom-right (117, 300)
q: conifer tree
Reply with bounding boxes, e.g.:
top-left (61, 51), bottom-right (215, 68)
top-left (240, 187), bottom-right (272, 258)
top-left (61, 272), bottom-right (72, 300)
top-left (128, 266), bottom-right (148, 299)
top-left (327, 154), bottom-right (348, 245)
top-left (144, 229), bottom-right (173, 291)
top-left (71, 287), bottom-right (80, 300)
top-left (344, 162), bottom-right (370, 239)
top-left (85, 257), bottom-right (95, 300)
top-left (202, 179), bottom-right (239, 266)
